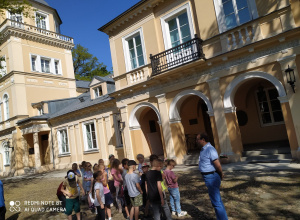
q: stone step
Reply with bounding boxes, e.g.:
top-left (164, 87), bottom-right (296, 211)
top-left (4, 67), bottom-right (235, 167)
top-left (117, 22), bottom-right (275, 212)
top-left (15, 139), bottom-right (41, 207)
top-left (243, 148), bottom-right (290, 156)
top-left (241, 154), bottom-right (292, 162)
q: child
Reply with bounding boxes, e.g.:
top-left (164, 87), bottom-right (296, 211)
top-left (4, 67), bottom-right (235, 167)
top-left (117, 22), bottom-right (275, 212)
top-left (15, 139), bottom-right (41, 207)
top-left (122, 158), bottom-right (131, 219)
top-left (164, 160), bottom-right (187, 217)
top-left (61, 170), bottom-right (85, 220)
top-left (83, 162), bottom-right (93, 201)
top-left (140, 162), bottom-right (150, 218)
top-left (92, 171), bottom-right (105, 220)
top-left (99, 164), bottom-right (113, 220)
top-left (111, 159), bottom-right (123, 213)
top-left (147, 157), bottom-right (172, 220)
top-left (136, 154), bottom-right (145, 174)
top-left (88, 164), bottom-right (100, 212)
top-left (72, 163), bottom-right (82, 177)
top-left (124, 160), bottom-right (143, 220)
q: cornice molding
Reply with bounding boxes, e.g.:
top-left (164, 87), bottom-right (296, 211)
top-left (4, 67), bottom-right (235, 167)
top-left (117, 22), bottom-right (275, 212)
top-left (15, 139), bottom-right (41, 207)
top-left (0, 25), bottom-right (74, 50)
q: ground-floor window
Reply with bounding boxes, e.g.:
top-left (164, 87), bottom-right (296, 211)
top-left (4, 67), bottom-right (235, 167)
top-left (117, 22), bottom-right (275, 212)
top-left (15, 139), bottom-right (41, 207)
top-left (256, 88), bottom-right (284, 126)
top-left (83, 122), bottom-right (97, 150)
top-left (3, 142), bottom-right (10, 165)
top-left (57, 129), bottom-right (69, 154)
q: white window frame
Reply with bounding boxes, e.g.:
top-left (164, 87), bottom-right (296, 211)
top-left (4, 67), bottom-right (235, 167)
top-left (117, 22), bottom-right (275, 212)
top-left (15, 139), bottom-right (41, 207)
top-left (3, 142), bottom-right (10, 166)
top-left (93, 86), bottom-right (103, 98)
top-left (35, 11), bottom-right (49, 30)
top-left (0, 56), bottom-right (7, 76)
top-left (54, 19), bottom-right (61, 33)
top-left (255, 87), bottom-right (284, 127)
top-left (30, 54), bottom-right (62, 75)
top-left (82, 121), bottom-right (98, 151)
top-left (213, 0), bottom-right (258, 33)
top-left (122, 28), bottom-right (147, 72)
top-left (161, 2), bottom-right (195, 50)
top-left (7, 11), bottom-right (23, 28)
top-left (3, 93), bottom-right (9, 121)
top-left (57, 127), bottom-right (70, 155)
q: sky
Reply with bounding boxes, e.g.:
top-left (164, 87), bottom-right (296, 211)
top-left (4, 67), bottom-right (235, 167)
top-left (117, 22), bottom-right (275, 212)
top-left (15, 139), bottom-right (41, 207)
top-left (46, 0), bottom-right (141, 71)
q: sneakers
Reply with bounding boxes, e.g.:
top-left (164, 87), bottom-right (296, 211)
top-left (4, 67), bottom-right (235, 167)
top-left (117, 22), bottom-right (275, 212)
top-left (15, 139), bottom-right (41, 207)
top-left (171, 211), bottom-right (177, 216)
top-left (177, 211), bottom-right (187, 217)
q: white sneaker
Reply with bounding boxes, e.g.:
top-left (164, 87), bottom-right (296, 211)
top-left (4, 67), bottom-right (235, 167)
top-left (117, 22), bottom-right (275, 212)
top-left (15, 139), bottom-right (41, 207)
top-left (172, 211), bottom-right (176, 216)
top-left (177, 211), bottom-right (187, 217)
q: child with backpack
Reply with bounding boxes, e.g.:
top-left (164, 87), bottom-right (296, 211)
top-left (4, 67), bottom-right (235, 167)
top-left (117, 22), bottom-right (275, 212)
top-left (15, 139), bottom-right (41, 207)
top-left (92, 171), bottom-right (105, 220)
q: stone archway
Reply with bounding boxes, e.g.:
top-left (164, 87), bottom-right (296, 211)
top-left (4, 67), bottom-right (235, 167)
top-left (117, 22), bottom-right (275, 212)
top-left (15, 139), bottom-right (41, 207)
top-left (168, 89), bottom-right (219, 154)
top-left (128, 102), bottom-right (164, 157)
top-left (223, 71), bottom-right (298, 158)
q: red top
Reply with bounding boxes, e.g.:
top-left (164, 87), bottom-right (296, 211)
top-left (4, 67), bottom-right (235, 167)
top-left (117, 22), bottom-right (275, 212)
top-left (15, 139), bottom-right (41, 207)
top-left (164, 170), bottom-right (178, 188)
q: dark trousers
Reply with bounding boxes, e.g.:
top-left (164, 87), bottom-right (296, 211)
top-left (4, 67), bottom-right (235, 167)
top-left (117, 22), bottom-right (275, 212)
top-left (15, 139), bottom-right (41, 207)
top-left (57, 194), bottom-right (66, 208)
top-left (0, 206), bottom-right (6, 220)
top-left (96, 206), bottom-right (105, 220)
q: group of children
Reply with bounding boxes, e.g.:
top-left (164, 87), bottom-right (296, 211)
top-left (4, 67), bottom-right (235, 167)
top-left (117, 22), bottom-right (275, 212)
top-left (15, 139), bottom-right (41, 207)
top-left (59, 153), bottom-right (187, 220)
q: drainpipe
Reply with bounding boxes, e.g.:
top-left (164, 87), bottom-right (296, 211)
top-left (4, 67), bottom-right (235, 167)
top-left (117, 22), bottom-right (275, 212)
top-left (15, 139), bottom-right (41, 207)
top-left (47, 120), bottom-right (55, 169)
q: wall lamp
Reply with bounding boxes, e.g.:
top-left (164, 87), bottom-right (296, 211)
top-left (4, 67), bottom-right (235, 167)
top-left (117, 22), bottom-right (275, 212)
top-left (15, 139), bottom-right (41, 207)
top-left (285, 65), bottom-right (296, 93)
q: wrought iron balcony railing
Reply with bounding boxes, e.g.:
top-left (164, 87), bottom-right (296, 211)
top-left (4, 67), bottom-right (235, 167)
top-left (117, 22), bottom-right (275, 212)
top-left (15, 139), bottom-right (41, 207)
top-left (150, 35), bottom-right (205, 76)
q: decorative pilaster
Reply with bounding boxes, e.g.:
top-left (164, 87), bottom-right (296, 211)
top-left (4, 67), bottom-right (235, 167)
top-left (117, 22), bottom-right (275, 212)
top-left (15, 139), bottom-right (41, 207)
top-left (22, 136), bottom-right (29, 169)
top-left (155, 94), bottom-right (175, 159)
top-left (97, 117), bottom-right (109, 163)
top-left (207, 78), bottom-right (237, 159)
top-left (33, 132), bottom-right (41, 170)
top-left (103, 115), bottom-right (114, 156)
top-left (277, 54), bottom-right (300, 158)
top-left (119, 105), bottom-right (134, 159)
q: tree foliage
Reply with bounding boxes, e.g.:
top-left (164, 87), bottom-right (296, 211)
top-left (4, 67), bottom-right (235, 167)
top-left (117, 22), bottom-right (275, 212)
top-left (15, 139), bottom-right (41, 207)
top-left (0, 0), bottom-right (33, 18)
top-left (72, 44), bottom-right (111, 81)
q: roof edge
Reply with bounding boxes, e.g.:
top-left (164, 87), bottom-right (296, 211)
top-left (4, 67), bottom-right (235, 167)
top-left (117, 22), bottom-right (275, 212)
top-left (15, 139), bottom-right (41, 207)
top-left (98, 0), bottom-right (148, 33)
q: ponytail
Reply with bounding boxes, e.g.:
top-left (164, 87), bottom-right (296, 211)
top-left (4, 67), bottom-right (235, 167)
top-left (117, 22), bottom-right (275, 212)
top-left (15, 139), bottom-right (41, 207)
top-left (92, 171), bottom-right (103, 199)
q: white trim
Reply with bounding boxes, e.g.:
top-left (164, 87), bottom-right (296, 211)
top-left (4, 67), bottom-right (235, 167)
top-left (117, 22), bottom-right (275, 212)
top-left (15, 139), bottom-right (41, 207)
top-left (1, 141), bottom-right (10, 168)
top-left (213, 0), bottom-right (258, 33)
top-left (3, 93), bottom-right (9, 121)
top-left (160, 2), bottom-right (195, 50)
top-left (82, 120), bottom-right (99, 151)
top-left (169, 89), bottom-right (214, 122)
top-left (122, 27), bottom-right (147, 72)
top-left (57, 127), bottom-right (70, 155)
top-left (0, 55), bottom-right (7, 76)
top-left (223, 71), bottom-right (287, 109)
top-left (129, 102), bottom-right (162, 129)
top-left (30, 54), bottom-right (62, 75)
top-left (35, 11), bottom-right (50, 30)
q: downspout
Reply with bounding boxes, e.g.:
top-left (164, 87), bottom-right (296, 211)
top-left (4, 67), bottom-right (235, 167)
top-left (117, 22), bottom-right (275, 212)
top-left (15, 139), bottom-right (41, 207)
top-left (47, 120), bottom-right (55, 169)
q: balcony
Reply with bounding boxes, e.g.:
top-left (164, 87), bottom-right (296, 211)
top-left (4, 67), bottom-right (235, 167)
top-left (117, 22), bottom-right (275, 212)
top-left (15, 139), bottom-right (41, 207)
top-left (0, 19), bottom-right (74, 49)
top-left (150, 35), bottom-right (205, 76)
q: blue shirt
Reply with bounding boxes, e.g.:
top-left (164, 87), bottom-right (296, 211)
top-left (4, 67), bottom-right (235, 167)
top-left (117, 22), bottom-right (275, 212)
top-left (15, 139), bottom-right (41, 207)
top-left (0, 180), bottom-right (4, 207)
top-left (198, 142), bottom-right (218, 173)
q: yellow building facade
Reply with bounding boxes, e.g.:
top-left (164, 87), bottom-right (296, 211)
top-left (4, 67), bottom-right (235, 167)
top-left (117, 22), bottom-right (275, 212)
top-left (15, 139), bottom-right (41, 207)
top-left (2, 0), bottom-right (300, 176)
top-left (98, 0), bottom-right (300, 164)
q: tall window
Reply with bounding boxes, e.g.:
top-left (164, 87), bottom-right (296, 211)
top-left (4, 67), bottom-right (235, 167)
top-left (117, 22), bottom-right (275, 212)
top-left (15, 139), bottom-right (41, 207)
top-left (123, 28), bottom-right (147, 71)
top-left (0, 56), bottom-right (7, 76)
top-left (54, 61), bottom-right (59, 74)
top-left (41, 58), bottom-right (50, 73)
top-left (94, 86), bottom-right (103, 98)
top-left (256, 88), bottom-right (284, 126)
top-left (36, 13), bottom-right (47, 29)
top-left (10, 13), bottom-right (22, 27)
top-left (31, 56), bottom-right (37, 71)
top-left (3, 143), bottom-right (10, 165)
top-left (167, 12), bottom-right (192, 48)
top-left (57, 129), bottom-right (69, 154)
top-left (84, 123), bottom-right (97, 150)
top-left (214, 0), bottom-right (258, 32)
top-left (3, 94), bottom-right (9, 121)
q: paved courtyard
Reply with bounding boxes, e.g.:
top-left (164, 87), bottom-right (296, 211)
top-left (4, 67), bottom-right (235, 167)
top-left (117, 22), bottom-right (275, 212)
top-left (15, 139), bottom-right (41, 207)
top-left (2, 163), bottom-right (300, 220)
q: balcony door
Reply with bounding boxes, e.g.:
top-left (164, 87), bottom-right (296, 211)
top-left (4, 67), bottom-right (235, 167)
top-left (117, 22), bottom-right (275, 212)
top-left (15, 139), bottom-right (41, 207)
top-left (161, 3), bottom-right (195, 68)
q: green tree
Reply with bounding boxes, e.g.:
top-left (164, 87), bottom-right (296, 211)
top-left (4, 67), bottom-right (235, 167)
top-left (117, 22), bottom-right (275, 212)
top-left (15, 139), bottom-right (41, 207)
top-left (0, 0), bottom-right (33, 18)
top-left (72, 44), bottom-right (111, 81)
